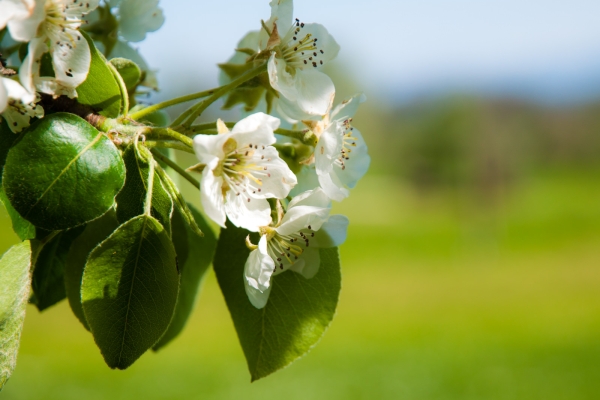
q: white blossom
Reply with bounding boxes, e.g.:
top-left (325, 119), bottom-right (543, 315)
top-left (110, 0), bottom-right (164, 43)
top-left (220, 0), bottom-right (340, 121)
top-left (293, 93), bottom-right (370, 201)
top-left (193, 113), bottom-right (297, 231)
top-left (0, 0), bottom-right (35, 30)
top-left (244, 188), bottom-right (348, 308)
top-left (10, 0), bottom-right (100, 97)
top-left (0, 77), bottom-right (43, 133)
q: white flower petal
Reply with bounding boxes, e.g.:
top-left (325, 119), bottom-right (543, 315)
top-left (277, 205), bottom-right (329, 236)
top-left (19, 37), bottom-right (47, 94)
top-left (248, 146), bottom-right (297, 199)
top-left (287, 187), bottom-right (331, 210)
top-left (118, 0), bottom-right (165, 42)
top-left (2, 77), bottom-right (34, 104)
top-left (193, 133), bottom-right (227, 165)
top-left (35, 77), bottom-right (78, 98)
top-left (268, 0), bottom-right (293, 31)
top-left (230, 112), bottom-right (280, 145)
top-left (6, 0), bottom-right (43, 42)
top-left (313, 214), bottom-right (349, 248)
top-left (315, 122), bottom-right (342, 175)
top-left (293, 68), bottom-right (335, 117)
top-left (50, 28), bottom-right (92, 88)
top-left (317, 171), bottom-right (349, 202)
top-left (333, 128), bottom-right (370, 189)
top-left (296, 23), bottom-right (340, 64)
top-left (0, 0), bottom-right (34, 31)
top-left (244, 236), bottom-right (275, 309)
top-left (224, 191), bottom-right (271, 232)
top-left (288, 247), bottom-right (320, 279)
top-left (330, 93), bottom-right (366, 121)
top-left (0, 80), bottom-right (7, 113)
top-left (268, 53), bottom-right (297, 101)
top-left (200, 169), bottom-right (227, 228)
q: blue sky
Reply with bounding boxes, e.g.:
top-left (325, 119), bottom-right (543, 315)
top-left (138, 0), bottom-right (600, 104)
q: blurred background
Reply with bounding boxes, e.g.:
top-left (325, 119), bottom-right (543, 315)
top-left (2, 0), bottom-right (600, 398)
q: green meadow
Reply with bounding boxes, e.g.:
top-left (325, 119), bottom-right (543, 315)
top-left (2, 165), bottom-right (599, 399)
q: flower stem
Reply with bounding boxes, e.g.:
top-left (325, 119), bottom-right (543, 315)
top-left (150, 149), bottom-right (200, 190)
top-left (143, 140), bottom-right (195, 153)
top-left (147, 127), bottom-right (194, 148)
top-left (128, 87), bottom-right (219, 121)
top-left (178, 63), bottom-right (268, 128)
top-left (190, 121), bottom-right (235, 132)
top-left (275, 128), bottom-right (318, 146)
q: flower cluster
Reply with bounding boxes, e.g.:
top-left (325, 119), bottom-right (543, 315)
top-left (1, 0), bottom-right (369, 309)
top-left (194, 0), bottom-right (370, 307)
top-left (0, 0), bottom-right (162, 132)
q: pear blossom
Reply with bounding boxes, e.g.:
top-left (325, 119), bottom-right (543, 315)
top-left (9, 0), bottom-right (99, 97)
top-left (219, 0), bottom-right (340, 121)
top-left (267, 16), bottom-right (340, 122)
top-left (297, 93), bottom-right (370, 201)
top-left (193, 112), bottom-right (297, 231)
top-left (0, 0), bottom-right (34, 30)
top-left (95, 0), bottom-right (164, 90)
top-left (108, 0), bottom-right (164, 43)
top-left (0, 77), bottom-right (43, 133)
top-left (244, 188), bottom-right (348, 308)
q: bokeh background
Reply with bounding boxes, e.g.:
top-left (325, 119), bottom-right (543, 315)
top-left (2, 0), bottom-right (600, 398)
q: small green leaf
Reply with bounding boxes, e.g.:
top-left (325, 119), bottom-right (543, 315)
top-left (76, 32), bottom-right (122, 117)
top-left (32, 228), bottom-right (84, 311)
top-left (0, 241), bottom-right (33, 391)
top-left (109, 58), bottom-right (141, 92)
top-left (213, 222), bottom-right (342, 381)
top-left (0, 188), bottom-right (35, 241)
top-left (2, 112), bottom-right (125, 231)
top-left (153, 205), bottom-right (217, 351)
top-left (65, 209), bottom-right (119, 330)
top-left (116, 146), bottom-right (173, 235)
top-left (81, 215), bottom-right (179, 369)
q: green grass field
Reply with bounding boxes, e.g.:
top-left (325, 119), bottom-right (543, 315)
top-left (2, 171), bottom-right (599, 399)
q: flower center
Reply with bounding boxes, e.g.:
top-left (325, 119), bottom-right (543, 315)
top-left (42, 1), bottom-right (91, 47)
top-left (266, 225), bottom-right (316, 271)
top-left (278, 19), bottom-right (325, 69)
top-left (335, 118), bottom-right (358, 171)
top-left (219, 141), bottom-right (273, 202)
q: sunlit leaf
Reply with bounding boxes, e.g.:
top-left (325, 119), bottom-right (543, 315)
top-left (2, 113), bottom-right (125, 231)
top-left (0, 241), bottom-right (33, 391)
top-left (81, 215), bottom-right (179, 369)
top-left (213, 222), bottom-right (341, 381)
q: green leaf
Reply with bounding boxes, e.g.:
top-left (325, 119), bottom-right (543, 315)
top-left (153, 205), bottom-right (217, 351)
top-left (65, 209), bottom-right (119, 330)
top-left (81, 215), bottom-right (179, 369)
top-left (0, 120), bottom-right (16, 187)
top-left (0, 188), bottom-right (35, 241)
top-left (213, 223), bottom-right (342, 381)
top-left (2, 112), bottom-right (125, 231)
top-left (32, 228), bottom-right (84, 311)
top-left (0, 241), bottom-right (33, 391)
top-left (109, 58), bottom-right (141, 92)
top-left (76, 32), bottom-right (122, 117)
top-left (116, 146), bottom-right (173, 235)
